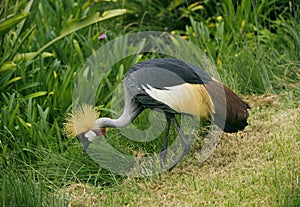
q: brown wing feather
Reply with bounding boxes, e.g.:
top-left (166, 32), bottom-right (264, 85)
top-left (204, 80), bottom-right (250, 132)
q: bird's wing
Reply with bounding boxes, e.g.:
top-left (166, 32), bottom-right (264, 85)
top-left (123, 58), bottom-right (214, 114)
top-left (125, 58), bottom-right (212, 90)
top-left (124, 58), bottom-right (250, 132)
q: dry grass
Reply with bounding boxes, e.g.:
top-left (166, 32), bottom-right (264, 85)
top-left (59, 93), bottom-right (300, 207)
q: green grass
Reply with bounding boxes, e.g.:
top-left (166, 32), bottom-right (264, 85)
top-left (1, 169), bottom-right (63, 207)
top-left (0, 0), bottom-right (300, 206)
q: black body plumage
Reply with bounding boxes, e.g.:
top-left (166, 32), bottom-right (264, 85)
top-left (126, 58), bottom-right (211, 88)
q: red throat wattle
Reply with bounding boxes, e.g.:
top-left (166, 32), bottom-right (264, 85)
top-left (99, 128), bottom-right (106, 136)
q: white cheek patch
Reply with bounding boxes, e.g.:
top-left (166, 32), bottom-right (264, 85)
top-left (85, 130), bottom-right (97, 141)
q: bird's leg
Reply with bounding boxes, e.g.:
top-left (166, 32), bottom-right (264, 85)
top-left (168, 116), bottom-right (191, 171)
top-left (160, 115), bottom-right (171, 164)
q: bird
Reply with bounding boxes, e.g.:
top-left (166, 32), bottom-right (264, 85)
top-left (65, 58), bottom-right (250, 170)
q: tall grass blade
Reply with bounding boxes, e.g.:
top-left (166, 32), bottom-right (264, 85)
top-left (0, 12), bottom-right (30, 36)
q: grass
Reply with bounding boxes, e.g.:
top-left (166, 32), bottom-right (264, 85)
top-left (0, 0), bottom-right (300, 206)
top-left (56, 93), bottom-right (300, 206)
top-left (1, 170), bottom-right (60, 207)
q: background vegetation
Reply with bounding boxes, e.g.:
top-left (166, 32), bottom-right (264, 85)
top-left (0, 0), bottom-right (299, 206)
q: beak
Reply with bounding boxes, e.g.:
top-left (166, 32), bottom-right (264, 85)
top-left (77, 134), bottom-right (92, 154)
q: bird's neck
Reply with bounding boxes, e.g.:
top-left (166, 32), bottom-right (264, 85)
top-left (96, 106), bottom-right (142, 128)
top-left (96, 116), bottom-right (131, 128)
top-left (97, 87), bottom-right (143, 128)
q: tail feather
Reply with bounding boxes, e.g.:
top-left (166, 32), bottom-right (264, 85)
top-left (205, 80), bottom-right (250, 133)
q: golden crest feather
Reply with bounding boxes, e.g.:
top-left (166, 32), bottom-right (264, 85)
top-left (64, 104), bottom-right (99, 138)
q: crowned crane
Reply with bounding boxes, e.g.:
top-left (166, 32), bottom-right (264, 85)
top-left (65, 58), bottom-right (250, 169)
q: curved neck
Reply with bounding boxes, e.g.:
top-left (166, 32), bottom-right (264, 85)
top-left (96, 116), bottom-right (131, 128)
top-left (97, 86), bottom-right (143, 128)
top-left (96, 107), bottom-right (143, 128)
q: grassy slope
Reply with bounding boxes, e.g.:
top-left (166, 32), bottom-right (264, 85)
top-left (59, 93), bottom-right (300, 206)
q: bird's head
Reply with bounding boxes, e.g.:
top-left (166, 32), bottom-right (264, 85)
top-left (64, 104), bottom-right (106, 154)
